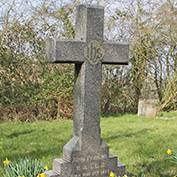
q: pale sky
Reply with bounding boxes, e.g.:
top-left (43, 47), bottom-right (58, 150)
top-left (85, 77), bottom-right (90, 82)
top-left (0, 0), bottom-right (166, 29)
top-left (0, 0), bottom-right (166, 17)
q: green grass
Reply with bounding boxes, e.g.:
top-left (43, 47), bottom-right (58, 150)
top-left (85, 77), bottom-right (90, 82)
top-left (0, 112), bottom-right (177, 176)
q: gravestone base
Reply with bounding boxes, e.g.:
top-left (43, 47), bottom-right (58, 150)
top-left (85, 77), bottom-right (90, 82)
top-left (45, 155), bottom-right (125, 177)
top-left (45, 136), bottom-right (125, 177)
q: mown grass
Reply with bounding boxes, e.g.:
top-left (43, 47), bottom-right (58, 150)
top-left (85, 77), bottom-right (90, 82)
top-left (0, 112), bottom-right (177, 176)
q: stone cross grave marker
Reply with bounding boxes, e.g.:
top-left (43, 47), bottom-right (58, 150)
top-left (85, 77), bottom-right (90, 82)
top-left (45, 4), bottom-right (129, 177)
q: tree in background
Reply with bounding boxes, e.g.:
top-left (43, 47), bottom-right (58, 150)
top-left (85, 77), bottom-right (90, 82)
top-left (105, 0), bottom-right (177, 112)
top-left (0, 0), bottom-right (176, 120)
top-left (0, 0), bottom-right (76, 120)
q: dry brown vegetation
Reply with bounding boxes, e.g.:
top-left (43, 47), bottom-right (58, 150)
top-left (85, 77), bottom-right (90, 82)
top-left (0, 0), bottom-right (176, 120)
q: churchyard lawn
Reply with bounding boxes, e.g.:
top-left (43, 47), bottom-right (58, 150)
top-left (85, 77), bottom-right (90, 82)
top-left (0, 112), bottom-right (177, 176)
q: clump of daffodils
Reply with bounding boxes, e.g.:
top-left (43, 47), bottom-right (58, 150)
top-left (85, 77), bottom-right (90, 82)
top-left (166, 149), bottom-right (173, 156)
top-left (109, 171), bottom-right (128, 177)
top-left (2, 157), bottom-right (48, 177)
top-left (166, 148), bottom-right (177, 164)
top-left (109, 171), bottom-right (116, 177)
top-left (44, 165), bottom-right (49, 171)
top-left (3, 158), bottom-right (11, 167)
top-left (37, 173), bottom-right (46, 177)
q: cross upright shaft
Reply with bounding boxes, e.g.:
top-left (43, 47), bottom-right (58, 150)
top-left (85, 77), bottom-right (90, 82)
top-left (73, 5), bottom-right (104, 144)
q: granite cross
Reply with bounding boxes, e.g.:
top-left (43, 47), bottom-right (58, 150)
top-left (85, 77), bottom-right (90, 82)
top-left (45, 4), bottom-right (129, 177)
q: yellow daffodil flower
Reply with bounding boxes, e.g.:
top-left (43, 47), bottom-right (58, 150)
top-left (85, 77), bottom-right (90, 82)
top-left (44, 165), bottom-right (49, 170)
top-left (123, 175), bottom-right (128, 177)
top-left (3, 158), bottom-right (11, 166)
top-left (18, 176), bottom-right (25, 177)
top-left (109, 171), bottom-right (116, 177)
top-left (37, 173), bottom-right (46, 177)
top-left (166, 149), bottom-right (173, 155)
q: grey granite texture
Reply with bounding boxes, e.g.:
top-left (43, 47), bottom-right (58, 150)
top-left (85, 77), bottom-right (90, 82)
top-left (45, 4), bottom-right (129, 177)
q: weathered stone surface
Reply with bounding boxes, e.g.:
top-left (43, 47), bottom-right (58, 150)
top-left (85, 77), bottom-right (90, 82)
top-left (46, 39), bottom-right (86, 63)
top-left (46, 5), bottom-right (129, 65)
top-left (50, 155), bottom-right (125, 177)
top-left (103, 42), bottom-right (129, 64)
top-left (45, 4), bottom-right (129, 177)
top-left (138, 99), bottom-right (159, 117)
top-left (45, 171), bottom-right (60, 177)
top-left (138, 77), bottom-right (159, 117)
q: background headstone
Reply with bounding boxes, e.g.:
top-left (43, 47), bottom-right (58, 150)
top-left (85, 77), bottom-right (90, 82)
top-left (138, 77), bottom-right (159, 117)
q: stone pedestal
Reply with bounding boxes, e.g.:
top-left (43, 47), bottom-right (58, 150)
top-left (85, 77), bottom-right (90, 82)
top-left (46, 136), bottom-right (125, 177)
top-left (46, 156), bottom-right (125, 177)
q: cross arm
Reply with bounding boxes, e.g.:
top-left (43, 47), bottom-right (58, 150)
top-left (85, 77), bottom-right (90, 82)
top-left (46, 38), bottom-right (86, 63)
top-left (102, 42), bottom-right (129, 65)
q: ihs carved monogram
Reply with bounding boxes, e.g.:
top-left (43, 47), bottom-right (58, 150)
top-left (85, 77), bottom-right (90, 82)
top-left (84, 40), bottom-right (105, 65)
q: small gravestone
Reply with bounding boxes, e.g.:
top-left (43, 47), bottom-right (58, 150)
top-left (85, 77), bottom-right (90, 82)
top-left (138, 77), bottom-right (159, 117)
top-left (45, 4), bottom-right (129, 177)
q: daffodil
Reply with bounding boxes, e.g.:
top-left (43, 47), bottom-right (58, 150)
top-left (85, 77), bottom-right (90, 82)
top-left (109, 171), bottom-right (116, 177)
top-left (18, 176), bottom-right (25, 177)
top-left (3, 158), bottom-right (11, 166)
top-left (37, 173), bottom-right (46, 177)
top-left (123, 175), bottom-right (128, 177)
top-left (166, 149), bottom-right (173, 155)
top-left (44, 165), bottom-right (49, 170)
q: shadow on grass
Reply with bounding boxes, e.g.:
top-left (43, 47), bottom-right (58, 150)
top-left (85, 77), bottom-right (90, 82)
top-left (102, 112), bottom-right (137, 118)
top-left (102, 113), bottom-right (125, 118)
top-left (133, 159), bottom-right (177, 177)
top-left (105, 128), bottom-right (152, 141)
top-left (3, 146), bottom-right (62, 162)
top-left (1, 135), bottom-right (68, 163)
top-left (6, 130), bottom-right (34, 138)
